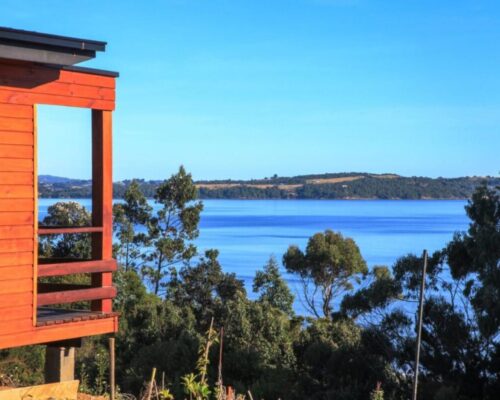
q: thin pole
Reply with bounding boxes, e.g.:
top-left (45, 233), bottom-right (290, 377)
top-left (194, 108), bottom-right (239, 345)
top-left (412, 250), bottom-right (428, 400)
top-left (109, 337), bottom-right (116, 400)
top-left (218, 327), bottom-right (224, 385)
top-left (146, 368), bottom-right (157, 400)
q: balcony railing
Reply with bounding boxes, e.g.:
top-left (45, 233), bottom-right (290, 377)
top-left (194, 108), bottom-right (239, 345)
top-left (36, 225), bottom-right (116, 318)
top-left (38, 226), bottom-right (104, 234)
top-left (38, 283), bottom-right (117, 306)
top-left (38, 258), bottom-right (117, 277)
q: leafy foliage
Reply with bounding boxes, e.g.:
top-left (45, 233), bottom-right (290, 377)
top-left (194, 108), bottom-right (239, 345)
top-left (253, 256), bottom-right (294, 315)
top-left (370, 383), bottom-right (384, 400)
top-left (113, 179), bottom-right (152, 271)
top-left (283, 230), bottom-right (368, 318)
top-left (3, 174), bottom-right (500, 400)
top-left (181, 321), bottom-right (217, 400)
top-left (141, 166), bottom-right (203, 294)
top-left (39, 201), bottom-right (91, 259)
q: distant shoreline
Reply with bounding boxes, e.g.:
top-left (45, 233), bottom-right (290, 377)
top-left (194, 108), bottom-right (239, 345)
top-left (38, 172), bottom-right (498, 201)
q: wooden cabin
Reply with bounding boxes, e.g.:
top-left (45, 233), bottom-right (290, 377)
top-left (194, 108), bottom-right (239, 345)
top-left (0, 27), bottom-right (118, 350)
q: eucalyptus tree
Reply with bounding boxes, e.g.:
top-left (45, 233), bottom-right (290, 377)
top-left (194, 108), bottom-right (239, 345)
top-left (113, 179), bottom-right (152, 271)
top-left (142, 166), bottom-right (204, 294)
top-left (253, 256), bottom-right (295, 315)
top-left (446, 183), bottom-right (500, 339)
top-left (39, 201), bottom-right (92, 259)
top-left (283, 230), bottom-right (368, 318)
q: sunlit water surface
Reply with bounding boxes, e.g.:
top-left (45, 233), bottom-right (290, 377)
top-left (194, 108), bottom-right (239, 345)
top-left (39, 199), bottom-right (469, 313)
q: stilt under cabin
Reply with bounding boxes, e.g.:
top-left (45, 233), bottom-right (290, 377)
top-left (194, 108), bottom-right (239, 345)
top-left (0, 26), bottom-right (119, 384)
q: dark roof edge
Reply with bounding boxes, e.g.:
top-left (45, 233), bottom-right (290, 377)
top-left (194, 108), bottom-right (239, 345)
top-left (0, 27), bottom-right (106, 52)
top-left (60, 65), bottom-right (119, 78)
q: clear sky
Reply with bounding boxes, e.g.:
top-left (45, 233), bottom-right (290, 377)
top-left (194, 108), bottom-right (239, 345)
top-left (2, 0), bottom-right (499, 180)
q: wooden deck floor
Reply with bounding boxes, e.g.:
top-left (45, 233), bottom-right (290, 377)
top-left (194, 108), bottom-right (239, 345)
top-left (36, 308), bottom-right (119, 327)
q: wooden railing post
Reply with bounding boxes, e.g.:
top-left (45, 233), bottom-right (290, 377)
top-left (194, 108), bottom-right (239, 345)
top-left (91, 109), bottom-right (113, 312)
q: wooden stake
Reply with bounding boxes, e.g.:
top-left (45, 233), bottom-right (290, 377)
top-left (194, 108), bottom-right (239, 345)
top-left (109, 337), bottom-right (116, 400)
top-left (412, 250), bottom-right (428, 400)
top-left (200, 318), bottom-right (214, 384)
top-left (146, 368), bottom-right (157, 400)
top-left (217, 327), bottom-right (224, 389)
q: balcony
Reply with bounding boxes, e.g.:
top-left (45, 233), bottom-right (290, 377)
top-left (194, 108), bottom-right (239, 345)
top-left (36, 225), bottom-right (117, 327)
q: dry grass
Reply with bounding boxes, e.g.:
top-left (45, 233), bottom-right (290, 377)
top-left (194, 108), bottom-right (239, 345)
top-left (305, 176), bottom-right (364, 184)
top-left (197, 174), bottom-right (400, 191)
top-left (372, 174), bottom-right (399, 179)
top-left (196, 183), bottom-right (302, 190)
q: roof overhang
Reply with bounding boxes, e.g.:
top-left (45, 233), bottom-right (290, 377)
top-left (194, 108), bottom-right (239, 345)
top-left (0, 26), bottom-right (106, 66)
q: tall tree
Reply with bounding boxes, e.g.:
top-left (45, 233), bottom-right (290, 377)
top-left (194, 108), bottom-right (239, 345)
top-left (253, 256), bottom-right (294, 315)
top-left (340, 265), bottom-right (401, 320)
top-left (113, 180), bottom-right (152, 271)
top-left (142, 166), bottom-right (203, 294)
top-left (39, 201), bottom-right (92, 259)
top-left (446, 183), bottom-right (500, 338)
top-left (283, 230), bottom-right (367, 318)
top-left (167, 249), bottom-right (245, 329)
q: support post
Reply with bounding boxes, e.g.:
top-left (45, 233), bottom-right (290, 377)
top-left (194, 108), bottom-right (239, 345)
top-left (44, 346), bottom-right (76, 383)
top-left (109, 336), bottom-right (116, 400)
top-left (91, 109), bottom-right (113, 313)
top-left (412, 249), bottom-right (428, 400)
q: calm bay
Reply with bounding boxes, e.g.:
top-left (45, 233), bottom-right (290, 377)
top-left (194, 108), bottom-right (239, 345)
top-left (39, 198), bottom-right (469, 301)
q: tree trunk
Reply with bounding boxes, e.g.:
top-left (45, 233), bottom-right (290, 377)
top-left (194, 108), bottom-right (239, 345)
top-left (154, 254), bottom-right (163, 295)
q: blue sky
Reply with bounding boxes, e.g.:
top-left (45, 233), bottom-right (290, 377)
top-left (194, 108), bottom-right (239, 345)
top-left (3, 0), bottom-right (500, 180)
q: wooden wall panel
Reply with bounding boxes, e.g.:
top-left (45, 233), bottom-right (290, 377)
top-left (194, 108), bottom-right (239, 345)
top-left (0, 158), bottom-right (33, 172)
top-left (0, 199), bottom-right (33, 211)
top-left (0, 251), bottom-right (33, 267)
top-left (0, 278), bottom-right (32, 293)
top-left (0, 132), bottom-right (33, 145)
top-left (0, 275), bottom-right (33, 334)
top-left (0, 225), bottom-right (33, 239)
top-left (0, 103), bottom-right (34, 339)
top-left (0, 117), bottom-right (33, 132)
top-left (0, 238), bottom-right (33, 253)
top-left (0, 319), bottom-right (32, 335)
top-left (0, 60), bottom-right (117, 349)
top-left (0, 144), bottom-right (33, 159)
top-left (0, 291), bottom-right (32, 308)
top-left (0, 304), bottom-right (32, 321)
top-left (0, 60), bottom-right (116, 111)
top-left (0, 185), bottom-right (33, 198)
top-left (0, 264), bottom-right (32, 280)
top-left (0, 90), bottom-right (114, 111)
top-left (0, 172), bottom-right (34, 184)
top-left (0, 83), bottom-right (114, 102)
top-left (0, 212), bottom-right (33, 225)
top-left (0, 103), bottom-right (33, 118)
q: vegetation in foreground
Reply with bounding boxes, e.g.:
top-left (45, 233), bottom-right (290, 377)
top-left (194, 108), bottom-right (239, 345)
top-left (1, 167), bottom-right (499, 400)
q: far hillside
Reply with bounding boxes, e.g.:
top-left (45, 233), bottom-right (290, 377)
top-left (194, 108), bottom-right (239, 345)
top-left (38, 173), bottom-right (500, 200)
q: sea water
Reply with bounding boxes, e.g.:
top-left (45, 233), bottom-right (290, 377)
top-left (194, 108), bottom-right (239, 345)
top-left (38, 199), bottom-right (470, 312)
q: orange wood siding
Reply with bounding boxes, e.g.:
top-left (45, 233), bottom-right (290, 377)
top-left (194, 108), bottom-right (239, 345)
top-left (0, 61), bottom-right (115, 111)
top-left (0, 316), bottom-right (118, 350)
top-left (0, 59), bottom-right (117, 350)
top-left (91, 110), bottom-right (114, 313)
top-left (0, 102), bottom-right (34, 339)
